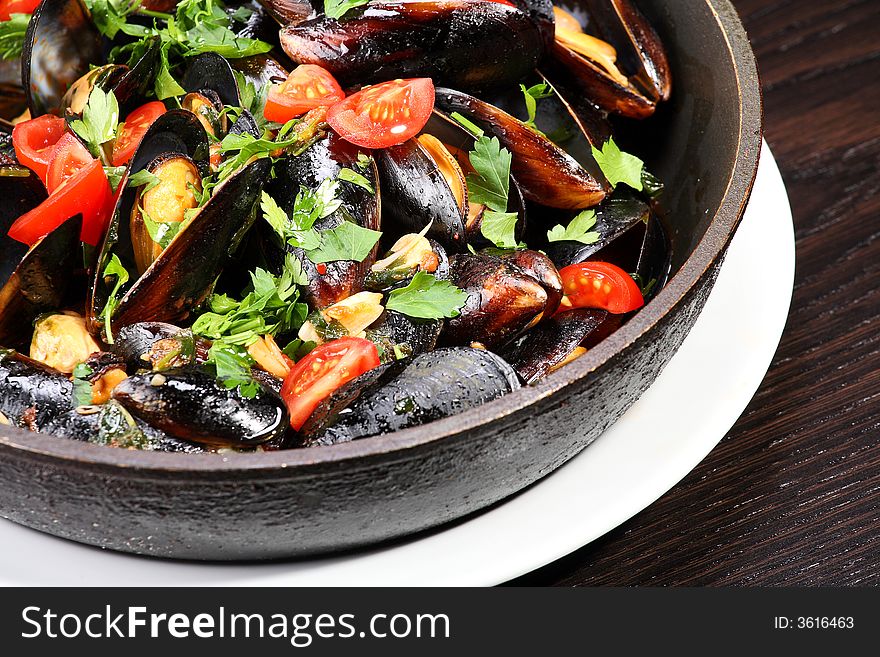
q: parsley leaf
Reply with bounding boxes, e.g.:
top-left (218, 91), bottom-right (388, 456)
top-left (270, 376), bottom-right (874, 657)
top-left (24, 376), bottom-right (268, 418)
top-left (0, 13), bottom-right (29, 61)
top-left (169, 0), bottom-right (272, 58)
top-left (208, 341), bottom-right (259, 398)
top-left (98, 254), bottom-right (130, 344)
top-left (141, 208), bottom-right (186, 250)
top-left (338, 167), bottom-right (374, 194)
top-left (519, 82), bottom-right (553, 132)
top-left (85, 0), bottom-right (142, 40)
top-left (127, 169), bottom-right (161, 191)
top-left (154, 40), bottom-right (186, 100)
top-left (324, 0), bottom-right (370, 20)
top-left (386, 271), bottom-right (468, 320)
top-left (217, 124), bottom-right (314, 182)
top-left (480, 211), bottom-right (522, 250)
top-left (547, 209), bottom-right (600, 245)
top-left (103, 165), bottom-right (127, 192)
top-left (466, 136), bottom-right (511, 212)
top-left (591, 138), bottom-right (644, 191)
top-left (306, 220), bottom-right (382, 264)
top-left (72, 363), bottom-right (95, 407)
top-left (69, 88), bottom-right (120, 161)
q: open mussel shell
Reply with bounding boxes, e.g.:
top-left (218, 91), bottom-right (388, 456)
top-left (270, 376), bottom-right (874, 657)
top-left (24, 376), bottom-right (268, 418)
top-left (511, 0), bottom-right (556, 49)
top-left (0, 60), bottom-right (28, 121)
top-left (230, 53), bottom-right (289, 90)
top-left (435, 87), bottom-right (607, 211)
top-left (182, 52), bottom-right (242, 108)
top-left (41, 400), bottom-right (208, 453)
top-left (367, 310), bottom-right (443, 360)
top-left (112, 366), bottom-right (290, 447)
top-left (0, 163), bottom-right (47, 285)
top-left (546, 0), bottom-right (670, 118)
top-left (262, 132), bottom-right (381, 308)
top-left (441, 250), bottom-right (552, 349)
top-left (378, 111), bottom-right (527, 251)
top-left (110, 321), bottom-right (206, 371)
top-left (280, 0), bottom-right (544, 92)
top-left (0, 349), bottom-right (73, 430)
top-left (0, 215), bottom-right (82, 350)
top-left (22, 0), bottom-right (103, 116)
top-left (541, 194), bottom-right (650, 267)
top-left (298, 347), bottom-right (521, 447)
top-left (502, 307), bottom-right (608, 383)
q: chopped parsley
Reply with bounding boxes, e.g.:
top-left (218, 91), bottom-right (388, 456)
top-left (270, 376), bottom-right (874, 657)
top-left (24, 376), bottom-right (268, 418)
top-left (72, 363), bottom-right (95, 407)
top-left (547, 209), bottom-right (600, 245)
top-left (337, 167), bottom-right (375, 194)
top-left (98, 254), bottom-right (130, 344)
top-left (592, 138), bottom-right (644, 191)
top-left (386, 271), bottom-right (468, 320)
top-left (127, 169), bottom-right (161, 192)
top-left (69, 88), bottom-right (120, 162)
top-left (519, 82), bottom-right (553, 133)
top-left (464, 135), bottom-right (524, 249)
top-left (0, 14), bottom-right (29, 61)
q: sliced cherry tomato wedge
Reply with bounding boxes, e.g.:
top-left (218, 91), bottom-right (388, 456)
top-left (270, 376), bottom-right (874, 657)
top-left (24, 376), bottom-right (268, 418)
top-left (111, 101), bottom-right (166, 166)
top-left (12, 115), bottom-right (67, 185)
top-left (8, 159), bottom-right (113, 247)
top-left (281, 337), bottom-right (380, 431)
top-left (0, 0), bottom-right (41, 21)
top-left (326, 78), bottom-right (435, 149)
top-left (46, 133), bottom-right (94, 194)
top-left (264, 65), bottom-right (345, 124)
top-left (559, 261), bottom-right (645, 314)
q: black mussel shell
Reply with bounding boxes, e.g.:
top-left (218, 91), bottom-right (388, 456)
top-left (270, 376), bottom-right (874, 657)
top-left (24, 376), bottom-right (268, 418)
top-left (0, 349), bottom-right (72, 430)
top-left (0, 214), bottom-right (82, 350)
top-left (502, 308), bottom-right (608, 383)
top-left (0, 60), bottom-right (27, 121)
top-left (280, 0), bottom-right (544, 92)
top-left (111, 322), bottom-right (187, 370)
top-left (299, 347), bottom-right (520, 446)
top-left (255, 0), bottom-right (316, 27)
top-left (541, 195), bottom-right (651, 268)
top-left (229, 109), bottom-right (261, 138)
top-left (435, 87), bottom-right (607, 210)
top-left (262, 132), bottom-right (381, 308)
top-left (230, 53), bottom-right (289, 90)
top-left (368, 310), bottom-right (443, 359)
top-left (497, 248), bottom-right (563, 318)
top-left (183, 52), bottom-right (242, 108)
top-left (441, 251), bottom-right (550, 349)
top-left (41, 400), bottom-right (208, 453)
top-left (511, 0), bottom-right (556, 49)
top-left (0, 167), bottom-right (46, 285)
top-left (112, 366), bottom-right (289, 447)
top-left (22, 0), bottom-right (103, 116)
top-left (110, 38), bottom-right (162, 116)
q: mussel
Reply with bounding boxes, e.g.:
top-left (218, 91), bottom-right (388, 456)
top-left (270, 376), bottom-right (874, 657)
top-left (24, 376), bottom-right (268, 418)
top-left (0, 214), bottom-right (82, 350)
top-left (22, 0), bottom-right (103, 116)
top-left (280, 0), bottom-right (545, 92)
top-left (89, 111), bottom-right (270, 336)
top-left (298, 347), bottom-right (521, 446)
top-left (502, 307), bottom-right (607, 383)
top-left (0, 349), bottom-right (72, 430)
top-left (435, 86), bottom-right (607, 211)
top-left (262, 131), bottom-right (381, 308)
top-left (182, 53), bottom-right (242, 138)
top-left (111, 321), bottom-right (209, 372)
top-left (378, 111), bottom-right (527, 251)
top-left (545, 0), bottom-right (671, 118)
top-left (253, 0), bottom-right (316, 28)
top-left (112, 366), bottom-right (290, 447)
top-left (41, 401), bottom-right (208, 452)
top-left (441, 250), bottom-right (561, 349)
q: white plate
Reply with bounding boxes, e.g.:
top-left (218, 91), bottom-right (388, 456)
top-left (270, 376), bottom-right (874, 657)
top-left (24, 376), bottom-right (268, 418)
top-left (0, 141), bottom-right (794, 587)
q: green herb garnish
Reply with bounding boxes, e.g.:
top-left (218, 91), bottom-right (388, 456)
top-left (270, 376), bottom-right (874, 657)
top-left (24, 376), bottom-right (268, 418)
top-left (0, 14), bottom-right (30, 61)
top-left (337, 167), bottom-right (375, 194)
top-left (386, 271), bottom-right (468, 320)
top-left (305, 220), bottom-right (383, 264)
top-left (519, 82), bottom-right (553, 132)
top-left (450, 112), bottom-right (485, 138)
top-left (127, 169), bottom-right (161, 191)
top-left (72, 363), bottom-right (95, 407)
top-left (547, 209), bottom-right (600, 245)
top-left (591, 138), bottom-right (644, 191)
top-left (324, 0), bottom-right (370, 20)
top-left (98, 254), bottom-right (130, 344)
top-left (70, 88), bottom-right (120, 162)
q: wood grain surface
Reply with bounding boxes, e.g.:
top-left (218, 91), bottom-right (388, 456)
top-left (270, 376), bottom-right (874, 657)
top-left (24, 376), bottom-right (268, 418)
top-left (513, 0), bottom-right (880, 586)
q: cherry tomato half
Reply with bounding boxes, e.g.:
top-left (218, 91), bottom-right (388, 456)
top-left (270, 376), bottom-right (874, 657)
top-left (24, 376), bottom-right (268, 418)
top-left (12, 115), bottom-right (67, 185)
top-left (264, 65), bottom-right (345, 124)
top-left (46, 133), bottom-right (94, 194)
top-left (8, 159), bottom-right (113, 247)
top-left (559, 261), bottom-right (645, 314)
top-left (326, 78), bottom-right (435, 149)
top-left (111, 101), bottom-right (166, 167)
top-left (281, 337), bottom-right (380, 431)
top-left (0, 0), bottom-right (41, 21)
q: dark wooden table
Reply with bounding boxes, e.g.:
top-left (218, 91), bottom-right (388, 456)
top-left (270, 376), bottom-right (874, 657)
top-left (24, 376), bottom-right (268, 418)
top-left (514, 0), bottom-right (880, 586)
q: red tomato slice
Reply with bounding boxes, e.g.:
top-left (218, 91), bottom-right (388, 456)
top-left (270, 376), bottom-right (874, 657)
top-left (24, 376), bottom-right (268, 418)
top-left (12, 115), bottom-right (68, 185)
top-left (8, 159), bottom-right (113, 247)
top-left (46, 133), bottom-right (94, 194)
top-left (111, 101), bottom-right (166, 166)
top-left (559, 261), bottom-right (645, 314)
top-left (327, 78), bottom-right (435, 149)
top-left (281, 337), bottom-right (380, 431)
top-left (0, 0), bottom-right (41, 21)
top-left (263, 65), bottom-right (345, 124)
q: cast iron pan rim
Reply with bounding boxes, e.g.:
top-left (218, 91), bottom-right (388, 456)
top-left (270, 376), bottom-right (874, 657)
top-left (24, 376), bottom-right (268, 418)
top-left (0, 0), bottom-right (763, 475)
